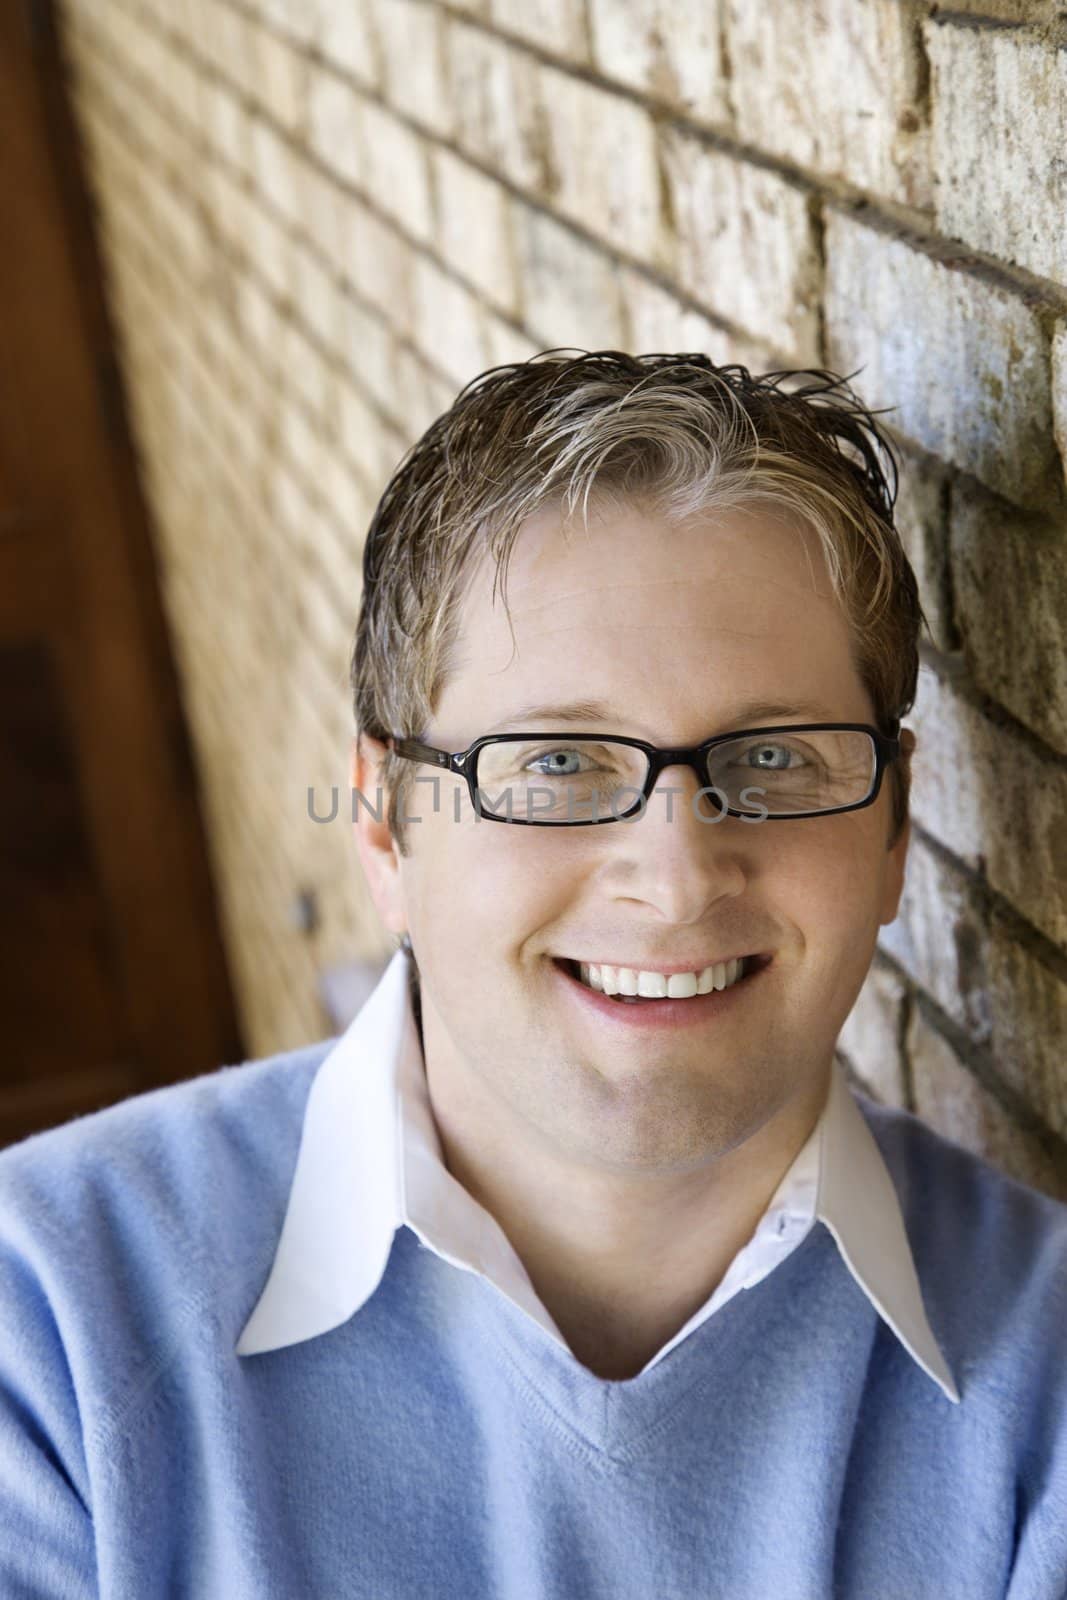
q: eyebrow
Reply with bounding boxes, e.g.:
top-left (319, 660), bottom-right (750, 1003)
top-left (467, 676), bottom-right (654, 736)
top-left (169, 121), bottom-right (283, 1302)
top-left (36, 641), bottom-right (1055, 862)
top-left (487, 697), bottom-right (840, 733)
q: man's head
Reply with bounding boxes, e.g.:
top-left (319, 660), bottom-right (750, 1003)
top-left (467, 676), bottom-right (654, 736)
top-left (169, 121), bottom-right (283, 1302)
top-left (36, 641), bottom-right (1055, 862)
top-left (350, 351), bottom-right (927, 1171)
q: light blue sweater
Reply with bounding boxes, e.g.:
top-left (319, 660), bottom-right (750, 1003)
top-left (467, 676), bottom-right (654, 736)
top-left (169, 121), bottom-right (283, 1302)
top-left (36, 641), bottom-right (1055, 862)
top-left (1, 1039), bottom-right (1065, 1600)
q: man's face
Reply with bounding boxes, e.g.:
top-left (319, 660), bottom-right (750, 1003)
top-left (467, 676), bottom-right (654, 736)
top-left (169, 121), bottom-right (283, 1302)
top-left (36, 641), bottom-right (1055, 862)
top-left (355, 499), bottom-right (910, 1173)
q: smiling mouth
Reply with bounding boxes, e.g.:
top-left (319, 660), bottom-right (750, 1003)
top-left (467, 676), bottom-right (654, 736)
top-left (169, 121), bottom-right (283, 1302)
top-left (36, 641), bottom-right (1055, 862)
top-left (552, 953), bottom-right (772, 1002)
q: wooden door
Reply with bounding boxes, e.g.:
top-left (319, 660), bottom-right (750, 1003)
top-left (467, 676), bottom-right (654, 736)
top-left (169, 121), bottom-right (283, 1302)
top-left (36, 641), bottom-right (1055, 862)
top-left (0, 2), bottom-right (243, 1147)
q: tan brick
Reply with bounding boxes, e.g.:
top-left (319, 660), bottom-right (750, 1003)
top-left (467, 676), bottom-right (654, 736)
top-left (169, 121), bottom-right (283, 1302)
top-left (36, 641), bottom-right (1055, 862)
top-left (431, 147), bottom-right (518, 312)
top-left (511, 203), bottom-right (626, 352)
top-left (445, 18), bottom-right (547, 192)
top-left (158, 183), bottom-right (211, 282)
top-left (589, 0), bottom-right (727, 123)
top-left (197, 301), bottom-right (243, 394)
top-left (619, 269), bottom-right (777, 370)
top-left (204, 162), bottom-right (246, 252)
top-left (489, 0), bottom-right (589, 59)
top-left (905, 664), bottom-right (1067, 951)
top-left (291, 640), bottom-right (351, 749)
top-left (259, 0), bottom-right (318, 51)
top-left (237, 272), bottom-right (284, 366)
top-left (880, 836), bottom-right (1067, 1139)
top-left (296, 482), bottom-right (353, 588)
top-left (293, 567), bottom-right (352, 682)
top-left (290, 242), bottom-right (342, 350)
top-left (879, 840), bottom-right (990, 1037)
top-left (933, 0), bottom-right (1059, 17)
top-left (318, 3), bottom-right (381, 86)
top-left (926, 17), bottom-right (1067, 285)
top-left (335, 291), bottom-right (401, 410)
top-left (622, 271), bottom-right (716, 351)
top-left (308, 66), bottom-right (363, 187)
top-left (165, 0), bottom-right (197, 51)
top-left (287, 403), bottom-right (337, 501)
top-left (374, 0), bottom-right (453, 137)
top-left (537, 65), bottom-right (667, 269)
top-left (662, 128), bottom-right (821, 359)
top-left (289, 152), bottom-right (346, 263)
top-left (134, 0), bottom-right (163, 31)
top-left (251, 115), bottom-right (298, 220)
top-left (213, 376), bottom-right (262, 479)
top-left (837, 961), bottom-right (909, 1107)
top-left (985, 927), bottom-right (1067, 1145)
top-left (205, 2), bottom-right (256, 100)
top-left (357, 98), bottom-right (433, 244)
top-left (891, 444), bottom-right (956, 655)
top-left (78, 104), bottom-right (138, 215)
top-left (119, 4), bottom-right (159, 89)
top-left (388, 348), bottom-right (458, 444)
top-left (244, 198), bottom-right (297, 299)
top-left (166, 49), bottom-right (202, 132)
top-left (317, 451), bottom-right (376, 547)
top-left (248, 20), bottom-right (306, 135)
top-left (1053, 322), bottom-right (1067, 493)
top-left (339, 380), bottom-right (401, 486)
top-left (201, 77), bottom-right (253, 175)
top-left (481, 314), bottom-right (547, 371)
top-left (726, 0), bottom-right (931, 208)
top-left (411, 257), bottom-right (491, 386)
top-left (90, 4), bottom-right (126, 66)
top-left (279, 313), bottom-right (339, 426)
top-left (908, 1009), bottom-right (1067, 1202)
top-left (949, 477), bottom-right (1067, 755)
top-left (825, 211), bottom-right (1059, 511)
top-left (340, 198), bottom-right (417, 327)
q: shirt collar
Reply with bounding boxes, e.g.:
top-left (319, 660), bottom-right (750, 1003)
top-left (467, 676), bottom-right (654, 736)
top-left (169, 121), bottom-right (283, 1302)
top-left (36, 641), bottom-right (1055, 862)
top-left (236, 950), bottom-right (959, 1404)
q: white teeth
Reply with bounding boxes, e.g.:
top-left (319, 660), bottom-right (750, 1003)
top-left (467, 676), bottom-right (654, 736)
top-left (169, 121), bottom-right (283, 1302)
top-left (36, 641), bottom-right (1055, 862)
top-left (574, 958), bottom-right (745, 999)
top-left (637, 971), bottom-right (667, 997)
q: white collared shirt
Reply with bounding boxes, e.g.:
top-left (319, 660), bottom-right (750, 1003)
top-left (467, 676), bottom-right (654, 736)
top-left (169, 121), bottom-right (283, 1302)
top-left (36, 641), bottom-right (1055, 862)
top-left (237, 950), bottom-right (958, 1403)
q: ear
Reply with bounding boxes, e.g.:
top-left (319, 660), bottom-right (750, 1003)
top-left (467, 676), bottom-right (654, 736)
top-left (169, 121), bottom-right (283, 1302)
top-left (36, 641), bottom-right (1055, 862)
top-left (351, 732), bottom-right (408, 937)
top-left (879, 727), bottom-right (914, 927)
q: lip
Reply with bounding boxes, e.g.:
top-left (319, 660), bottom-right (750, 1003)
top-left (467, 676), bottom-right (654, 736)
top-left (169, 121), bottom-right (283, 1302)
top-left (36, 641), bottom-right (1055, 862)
top-left (551, 954), bottom-right (772, 1030)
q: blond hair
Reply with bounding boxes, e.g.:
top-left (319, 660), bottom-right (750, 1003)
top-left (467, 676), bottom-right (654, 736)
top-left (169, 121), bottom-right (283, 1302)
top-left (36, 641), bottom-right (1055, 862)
top-left (351, 350), bottom-right (927, 857)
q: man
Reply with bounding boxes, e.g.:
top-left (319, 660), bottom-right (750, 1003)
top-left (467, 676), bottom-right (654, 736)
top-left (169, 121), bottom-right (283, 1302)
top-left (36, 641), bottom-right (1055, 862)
top-left (1, 352), bottom-right (1064, 1598)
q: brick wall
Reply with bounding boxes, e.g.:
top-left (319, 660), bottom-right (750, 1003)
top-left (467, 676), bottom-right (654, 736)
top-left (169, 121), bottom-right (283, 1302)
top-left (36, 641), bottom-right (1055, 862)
top-left (57, 0), bottom-right (1067, 1197)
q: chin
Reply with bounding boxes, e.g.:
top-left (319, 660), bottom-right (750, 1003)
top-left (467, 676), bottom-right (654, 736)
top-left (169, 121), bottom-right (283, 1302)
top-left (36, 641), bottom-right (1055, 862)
top-left (550, 1058), bottom-right (792, 1169)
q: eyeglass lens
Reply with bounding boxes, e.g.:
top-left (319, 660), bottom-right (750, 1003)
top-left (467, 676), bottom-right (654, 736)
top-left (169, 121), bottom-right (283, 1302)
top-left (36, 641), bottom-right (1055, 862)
top-left (473, 731), bottom-right (878, 822)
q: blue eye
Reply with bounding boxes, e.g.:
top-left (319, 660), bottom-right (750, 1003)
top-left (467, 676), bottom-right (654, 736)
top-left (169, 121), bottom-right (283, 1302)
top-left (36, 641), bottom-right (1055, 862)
top-left (745, 743), bottom-right (799, 771)
top-left (526, 748), bottom-right (592, 776)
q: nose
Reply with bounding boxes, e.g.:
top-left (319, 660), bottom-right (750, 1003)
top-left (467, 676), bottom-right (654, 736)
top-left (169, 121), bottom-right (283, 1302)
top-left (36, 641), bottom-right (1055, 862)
top-left (649, 753), bottom-right (730, 824)
top-left (606, 760), bottom-right (747, 919)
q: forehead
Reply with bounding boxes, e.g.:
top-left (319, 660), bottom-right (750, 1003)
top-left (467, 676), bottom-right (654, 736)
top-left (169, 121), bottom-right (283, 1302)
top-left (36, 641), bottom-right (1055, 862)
top-left (434, 499), bottom-right (868, 738)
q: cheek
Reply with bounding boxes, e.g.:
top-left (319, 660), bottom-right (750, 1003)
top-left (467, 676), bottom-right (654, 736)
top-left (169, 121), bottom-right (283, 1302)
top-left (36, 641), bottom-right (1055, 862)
top-left (761, 827), bottom-right (887, 1032)
top-left (410, 808), bottom-right (575, 938)
top-left (763, 818), bottom-right (887, 931)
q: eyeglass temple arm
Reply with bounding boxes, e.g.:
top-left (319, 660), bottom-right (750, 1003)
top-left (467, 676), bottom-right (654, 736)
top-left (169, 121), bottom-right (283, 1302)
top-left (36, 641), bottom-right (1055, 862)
top-left (389, 736), bottom-right (455, 770)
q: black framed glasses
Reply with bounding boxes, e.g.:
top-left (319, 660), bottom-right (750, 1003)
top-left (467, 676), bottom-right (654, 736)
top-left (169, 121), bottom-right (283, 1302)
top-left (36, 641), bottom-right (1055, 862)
top-left (388, 722), bottom-right (902, 826)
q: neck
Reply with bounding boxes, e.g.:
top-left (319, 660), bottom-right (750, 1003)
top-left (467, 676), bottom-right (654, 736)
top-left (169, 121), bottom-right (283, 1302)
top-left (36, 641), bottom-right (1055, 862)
top-left (422, 1032), bottom-right (830, 1382)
